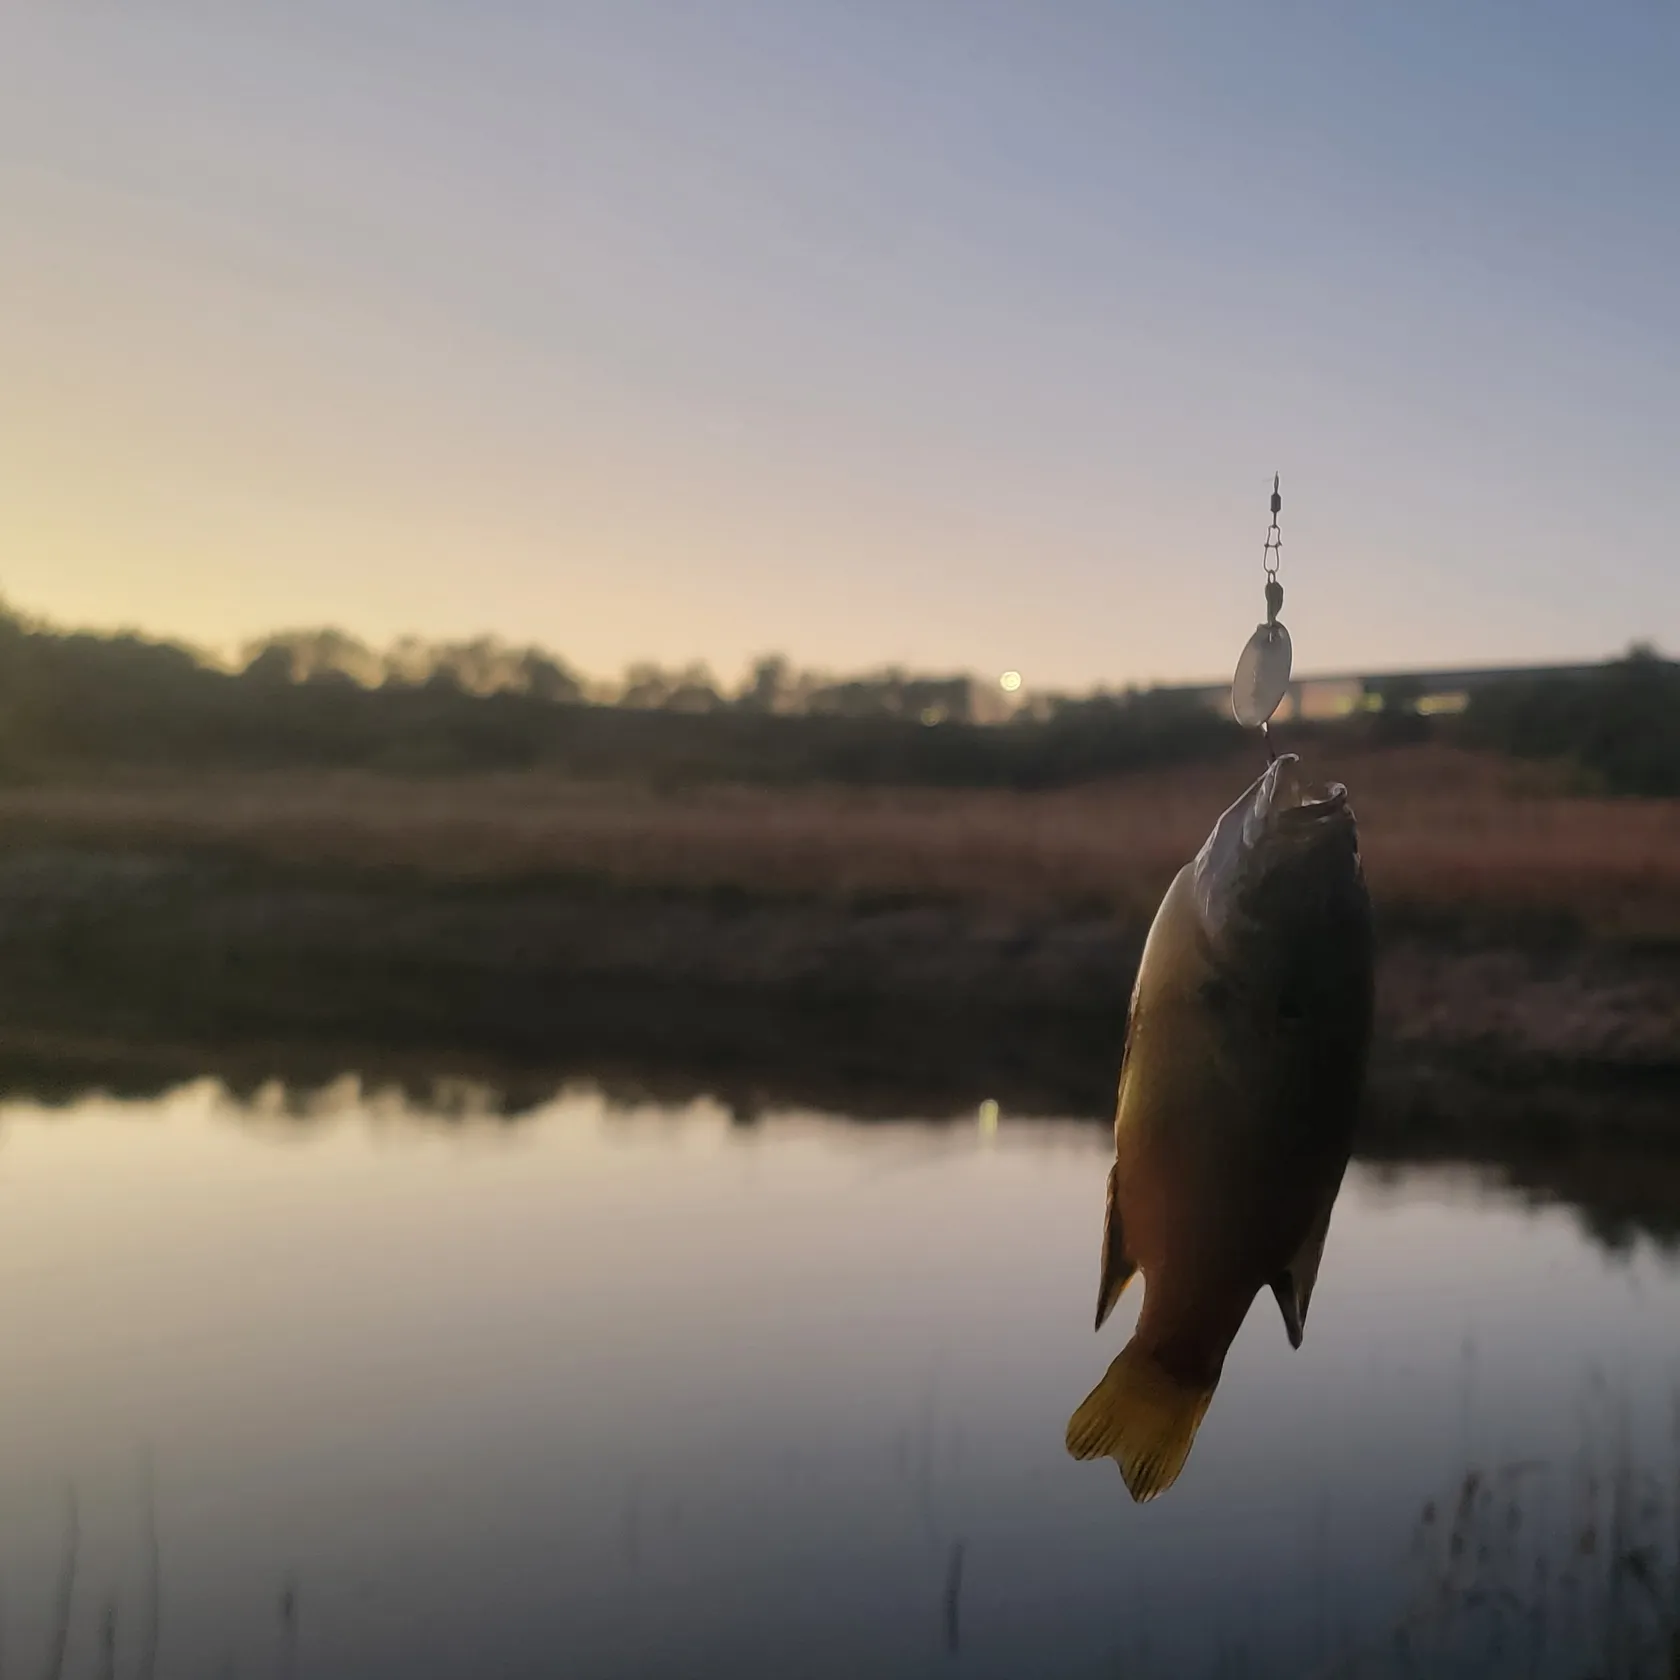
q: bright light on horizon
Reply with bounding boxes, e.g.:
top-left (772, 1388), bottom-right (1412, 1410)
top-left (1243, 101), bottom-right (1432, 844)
top-left (999, 671), bottom-right (1023, 693)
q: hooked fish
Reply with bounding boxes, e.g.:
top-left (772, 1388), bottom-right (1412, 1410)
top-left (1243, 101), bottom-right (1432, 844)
top-left (1066, 753), bottom-right (1373, 1502)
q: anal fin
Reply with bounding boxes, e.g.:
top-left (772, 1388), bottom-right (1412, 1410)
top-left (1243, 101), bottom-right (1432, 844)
top-left (1270, 1191), bottom-right (1337, 1350)
top-left (1093, 1162), bottom-right (1136, 1331)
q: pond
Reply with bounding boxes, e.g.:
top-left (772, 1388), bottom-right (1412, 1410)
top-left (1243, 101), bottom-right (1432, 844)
top-left (0, 1080), bottom-right (1675, 1678)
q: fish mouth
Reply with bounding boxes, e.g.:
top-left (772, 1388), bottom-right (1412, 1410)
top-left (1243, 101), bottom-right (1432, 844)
top-left (1258, 755), bottom-right (1348, 826)
top-left (1193, 753), bottom-right (1356, 940)
top-left (1279, 783), bottom-right (1348, 823)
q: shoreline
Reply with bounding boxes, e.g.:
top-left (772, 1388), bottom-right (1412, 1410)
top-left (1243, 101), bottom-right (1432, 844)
top-left (0, 830), bottom-right (1674, 1245)
top-left (0, 1007), bottom-right (1677, 1253)
top-left (0, 838), bottom-right (1673, 1108)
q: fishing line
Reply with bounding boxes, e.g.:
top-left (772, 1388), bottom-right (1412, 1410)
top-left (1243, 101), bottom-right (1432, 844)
top-left (1230, 474), bottom-right (1292, 762)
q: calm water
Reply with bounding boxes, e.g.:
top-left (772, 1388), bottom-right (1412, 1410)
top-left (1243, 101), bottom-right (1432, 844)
top-left (0, 1081), bottom-right (1675, 1678)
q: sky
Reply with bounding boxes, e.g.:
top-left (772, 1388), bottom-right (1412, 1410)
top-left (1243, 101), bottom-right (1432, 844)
top-left (0, 3), bottom-right (1677, 692)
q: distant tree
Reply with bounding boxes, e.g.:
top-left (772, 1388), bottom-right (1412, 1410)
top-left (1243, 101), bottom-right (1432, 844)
top-left (241, 644), bottom-right (296, 686)
top-left (738, 655), bottom-right (790, 714)
top-left (662, 664), bottom-right (723, 713)
top-left (619, 663), bottom-right (675, 710)
top-left (519, 651), bottom-right (583, 704)
top-left (1365, 674), bottom-right (1429, 744)
top-left (429, 636), bottom-right (506, 694)
top-left (1461, 645), bottom-right (1680, 794)
top-left (382, 636), bottom-right (434, 687)
top-left (254, 628), bottom-right (385, 686)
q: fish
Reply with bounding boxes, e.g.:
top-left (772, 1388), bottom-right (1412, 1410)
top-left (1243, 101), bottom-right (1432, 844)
top-left (1065, 752), bottom-right (1373, 1502)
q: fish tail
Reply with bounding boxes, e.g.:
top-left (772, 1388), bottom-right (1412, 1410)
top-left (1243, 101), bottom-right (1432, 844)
top-left (1064, 1338), bottom-right (1217, 1503)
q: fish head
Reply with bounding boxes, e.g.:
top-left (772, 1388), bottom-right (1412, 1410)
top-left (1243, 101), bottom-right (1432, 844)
top-left (1190, 754), bottom-right (1364, 961)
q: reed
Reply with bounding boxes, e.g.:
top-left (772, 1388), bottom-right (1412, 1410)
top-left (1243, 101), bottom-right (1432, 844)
top-left (0, 746), bottom-right (1675, 936)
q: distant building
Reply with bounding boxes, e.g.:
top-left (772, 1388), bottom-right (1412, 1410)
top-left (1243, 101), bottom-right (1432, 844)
top-left (1165, 662), bottom-right (1603, 723)
top-left (804, 673), bottom-right (978, 725)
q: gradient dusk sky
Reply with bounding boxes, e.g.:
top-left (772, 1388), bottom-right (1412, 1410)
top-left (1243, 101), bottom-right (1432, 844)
top-left (1, 4), bottom-right (1676, 691)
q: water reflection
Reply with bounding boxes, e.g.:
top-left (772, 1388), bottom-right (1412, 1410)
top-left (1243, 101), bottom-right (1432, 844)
top-left (0, 1084), bottom-right (1674, 1676)
top-left (1, 1035), bottom-right (1677, 1254)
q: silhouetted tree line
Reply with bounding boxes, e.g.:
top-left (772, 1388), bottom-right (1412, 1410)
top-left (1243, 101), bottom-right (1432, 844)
top-left (244, 627), bottom-right (587, 702)
top-left (0, 608), bottom-right (1671, 790)
top-left (1460, 644), bottom-right (1680, 795)
top-left (245, 635), bottom-right (996, 725)
top-left (0, 610), bottom-right (1242, 785)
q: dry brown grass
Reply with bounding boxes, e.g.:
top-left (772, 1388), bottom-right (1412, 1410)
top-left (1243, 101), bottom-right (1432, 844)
top-left (2, 745), bottom-right (1678, 936)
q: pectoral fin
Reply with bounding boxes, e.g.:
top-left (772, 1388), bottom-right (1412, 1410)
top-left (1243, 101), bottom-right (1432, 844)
top-left (1093, 1162), bottom-right (1137, 1331)
top-left (1270, 1192), bottom-right (1337, 1350)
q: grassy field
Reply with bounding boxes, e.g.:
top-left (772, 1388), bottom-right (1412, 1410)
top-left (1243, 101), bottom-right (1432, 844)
top-left (2, 743), bottom-right (1678, 936)
top-left (0, 741), bottom-right (1670, 1122)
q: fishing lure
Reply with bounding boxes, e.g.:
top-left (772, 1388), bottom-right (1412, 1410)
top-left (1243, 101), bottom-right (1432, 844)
top-left (1230, 475), bottom-right (1292, 754)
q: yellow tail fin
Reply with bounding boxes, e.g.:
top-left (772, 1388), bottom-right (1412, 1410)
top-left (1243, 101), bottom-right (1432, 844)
top-left (1065, 1338), bottom-right (1216, 1503)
